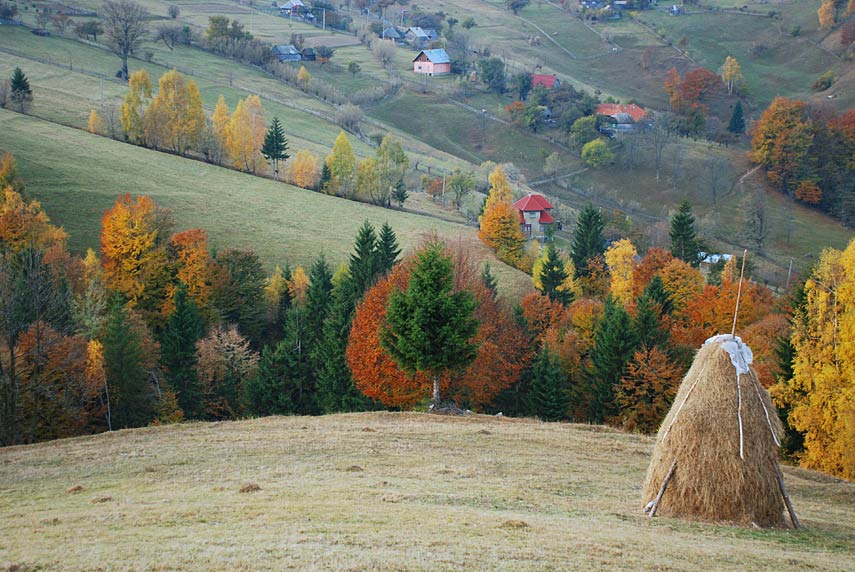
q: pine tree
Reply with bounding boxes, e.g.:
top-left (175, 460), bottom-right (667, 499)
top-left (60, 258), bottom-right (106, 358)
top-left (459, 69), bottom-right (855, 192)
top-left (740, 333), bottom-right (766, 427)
top-left (304, 255), bottom-right (333, 347)
top-left (728, 100), bottom-right (745, 134)
top-left (349, 221), bottom-right (380, 296)
top-left (380, 242), bottom-right (480, 408)
top-left (537, 245), bottom-right (573, 305)
top-left (669, 199), bottom-right (702, 266)
top-left (261, 117), bottom-right (290, 181)
top-left (319, 162), bottom-right (331, 192)
top-left (529, 347), bottom-right (570, 422)
top-left (160, 285), bottom-right (205, 418)
top-left (634, 289), bottom-right (669, 351)
top-left (245, 309), bottom-right (315, 415)
top-left (376, 223), bottom-right (401, 275)
top-left (101, 294), bottom-right (154, 428)
top-left (641, 275), bottom-right (673, 316)
top-left (571, 203), bottom-right (605, 278)
top-left (587, 297), bottom-right (638, 423)
top-left (9, 67), bottom-right (33, 112)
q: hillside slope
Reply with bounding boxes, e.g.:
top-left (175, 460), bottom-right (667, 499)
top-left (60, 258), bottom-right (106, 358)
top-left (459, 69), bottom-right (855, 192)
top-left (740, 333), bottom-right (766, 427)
top-left (0, 110), bottom-right (532, 297)
top-left (2, 413), bottom-right (854, 571)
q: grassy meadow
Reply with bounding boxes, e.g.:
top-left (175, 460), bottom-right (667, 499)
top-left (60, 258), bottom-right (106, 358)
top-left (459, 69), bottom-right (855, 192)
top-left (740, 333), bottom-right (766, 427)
top-left (0, 110), bottom-right (532, 298)
top-left (2, 412), bottom-right (854, 571)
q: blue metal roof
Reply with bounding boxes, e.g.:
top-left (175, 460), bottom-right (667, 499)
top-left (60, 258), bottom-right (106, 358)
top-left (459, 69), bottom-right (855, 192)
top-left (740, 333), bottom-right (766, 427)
top-left (415, 49), bottom-right (450, 64)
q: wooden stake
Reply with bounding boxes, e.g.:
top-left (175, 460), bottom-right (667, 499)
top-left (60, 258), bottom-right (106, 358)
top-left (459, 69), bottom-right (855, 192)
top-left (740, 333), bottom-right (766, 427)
top-left (649, 460), bottom-right (677, 518)
top-left (774, 462), bottom-right (801, 530)
top-left (731, 249), bottom-right (748, 337)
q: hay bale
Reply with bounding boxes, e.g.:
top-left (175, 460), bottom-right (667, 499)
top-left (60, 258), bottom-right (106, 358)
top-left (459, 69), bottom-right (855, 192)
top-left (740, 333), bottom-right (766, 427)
top-left (641, 335), bottom-right (785, 527)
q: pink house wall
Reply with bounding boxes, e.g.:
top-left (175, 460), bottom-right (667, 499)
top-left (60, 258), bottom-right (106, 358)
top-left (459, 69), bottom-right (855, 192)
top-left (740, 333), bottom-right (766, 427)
top-left (413, 61), bottom-right (450, 75)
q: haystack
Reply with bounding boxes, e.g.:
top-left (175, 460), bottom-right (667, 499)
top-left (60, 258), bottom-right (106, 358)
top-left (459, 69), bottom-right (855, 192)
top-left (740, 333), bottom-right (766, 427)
top-left (641, 335), bottom-right (798, 528)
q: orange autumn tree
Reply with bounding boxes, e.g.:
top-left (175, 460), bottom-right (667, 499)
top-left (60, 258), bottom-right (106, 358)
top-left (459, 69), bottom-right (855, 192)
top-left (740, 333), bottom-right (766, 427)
top-left (167, 229), bottom-right (214, 314)
top-left (1, 185), bottom-right (68, 253)
top-left (347, 247), bottom-right (530, 409)
top-left (632, 247), bottom-right (674, 298)
top-left (100, 194), bottom-right (159, 305)
top-left (616, 346), bottom-right (683, 433)
top-left (478, 166), bottom-right (525, 268)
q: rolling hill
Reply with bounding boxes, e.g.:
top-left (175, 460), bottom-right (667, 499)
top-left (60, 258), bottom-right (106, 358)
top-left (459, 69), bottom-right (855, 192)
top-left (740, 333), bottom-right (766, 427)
top-left (1, 413), bottom-right (854, 571)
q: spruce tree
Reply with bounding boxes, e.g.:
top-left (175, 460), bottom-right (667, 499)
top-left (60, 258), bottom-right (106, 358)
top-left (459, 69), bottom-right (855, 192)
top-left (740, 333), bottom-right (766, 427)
top-left (380, 242), bottom-right (479, 408)
top-left (9, 67), bottom-right (33, 112)
top-left (319, 162), bottom-right (331, 192)
top-left (304, 255), bottom-right (333, 347)
top-left (634, 290), bottom-right (669, 351)
top-left (245, 309), bottom-right (315, 415)
top-left (161, 285), bottom-right (205, 418)
top-left (641, 275), bottom-right (673, 315)
top-left (102, 294), bottom-right (154, 428)
top-left (571, 203), bottom-right (605, 278)
top-left (350, 221), bottom-right (380, 296)
top-left (669, 199), bottom-right (702, 267)
top-left (727, 101), bottom-right (745, 134)
top-left (538, 245), bottom-right (573, 305)
top-left (261, 117), bottom-right (290, 181)
top-left (376, 222), bottom-right (401, 275)
top-left (529, 347), bottom-right (570, 422)
top-left (587, 297), bottom-right (638, 423)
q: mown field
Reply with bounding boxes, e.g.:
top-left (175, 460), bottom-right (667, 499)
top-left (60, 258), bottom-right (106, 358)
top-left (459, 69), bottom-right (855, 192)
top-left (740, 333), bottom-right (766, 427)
top-left (2, 412), bottom-right (854, 571)
top-left (0, 110), bottom-right (532, 298)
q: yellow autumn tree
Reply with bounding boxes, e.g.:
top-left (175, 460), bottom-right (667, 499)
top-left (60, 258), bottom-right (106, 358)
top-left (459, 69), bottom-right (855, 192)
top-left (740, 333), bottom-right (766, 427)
top-left (121, 70), bottom-right (152, 144)
top-left (225, 96), bottom-right (266, 173)
top-left (479, 165), bottom-right (525, 268)
top-left (659, 258), bottom-right (704, 317)
top-left (212, 95), bottom-right (230, 144)
top-left (818, 0), bottom-right (835, 30)
top-left (721, 56), bottom-right (743, 95)
top-left (297, 65), bottom-right (311, 85)
top-left (288, 265), bottom-right (309, 305)
top-left (88, 109), bottom-right (105, 135)
top-left (773, 239), bottom-right (855, 481)
top-left (604, 238), bottom-right (638, 306)
top-left (325, 131), bottom-right (356, 197)
top-left (483, 166), bottom-right (513, 213)
top-left (144, 69), bottom-right (206, 155)
top-left (264, 265), bottom-right (289, 320)
top-left (287, 149), bottom-right (321, 189)
top-left (100, 194), bottom-right (159, 305)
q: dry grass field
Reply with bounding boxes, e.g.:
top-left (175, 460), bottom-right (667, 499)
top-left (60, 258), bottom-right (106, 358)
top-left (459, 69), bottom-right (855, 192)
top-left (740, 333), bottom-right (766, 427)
top-left (1, 413), bottom-right (854, 571)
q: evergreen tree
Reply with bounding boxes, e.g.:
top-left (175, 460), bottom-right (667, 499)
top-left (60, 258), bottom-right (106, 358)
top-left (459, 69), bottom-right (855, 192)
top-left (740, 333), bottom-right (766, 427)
top-left (350, 221), bottom-right (380, 296)
top-left (481, 263), bottom-right (498, 300)
top-left (538, 245), bottom-right (573, 305)
top-left (314, 278), bottom-right (373, 413)
top-left (319, 162), bottom-right (331, 191)
top-left (102, 294), bottom-right (154, 428)
top-left (380, 242), bottom-right (480, 408)
top-left (261, 117), bottom-right (290, 181)
top-left (571, 203), bottom-right (605, 278)
top-left (669, 199), bottom-right (702, 266)
top-left (634, 290), bottom-right (669, 351)
top-left (160, 285), bottom-right (205, 418)
top-left (641, 275), bottom-right (673, 315)
top-left (529, 347), bottom-right (570, 422)
top-left (214, 249), bottom-right (266, 345)
top-left (376, 223), bottom-right (401, 275)
top-left (587, 297), bottom-right (638, 423)
top-left (304, 255), bottom-right (334, 347)
top-left (9, 67), bottom-right (33, 112)
top-left (727, 101), bottom-right (745, 134)
top-left (245, 309), bottom-right (315, 415)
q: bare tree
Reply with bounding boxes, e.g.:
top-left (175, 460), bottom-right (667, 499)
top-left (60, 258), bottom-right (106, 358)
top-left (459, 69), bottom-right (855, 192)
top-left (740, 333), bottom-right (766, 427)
top-left (154, 23), bottom-right (183, 50)
top-left (103, 0), bottom-right (149, 80)
top-left (742, 187), bottom-right (769, 251)
top-left (52, 13), bottom-right (72, 35)
top-left (706, 155), bottom-right (728, 206)
top-left (645, 122), bottom-right (669, 181)
top-left (35, 7), bottom-right (52, 29)
top-left (167, 4), bottom-right (180, 19)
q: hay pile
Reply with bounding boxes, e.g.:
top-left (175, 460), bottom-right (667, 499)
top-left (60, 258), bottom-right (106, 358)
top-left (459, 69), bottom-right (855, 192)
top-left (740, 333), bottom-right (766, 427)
top-left (641, 335), bottom-right (790, 527)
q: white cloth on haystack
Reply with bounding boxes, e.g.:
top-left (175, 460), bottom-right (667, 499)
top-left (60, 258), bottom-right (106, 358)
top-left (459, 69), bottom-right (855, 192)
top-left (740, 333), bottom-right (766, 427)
top-left (703, 334), bottom-right (753, 375)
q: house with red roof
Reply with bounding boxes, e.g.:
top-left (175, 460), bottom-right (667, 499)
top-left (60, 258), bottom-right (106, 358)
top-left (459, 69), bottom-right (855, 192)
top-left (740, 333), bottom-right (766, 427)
top-left (513, 194), bottom-right (557, 240)
top-left (595, 103), bottom-right (651, 133)
top-left (531, 74), bottom-right (560, 90)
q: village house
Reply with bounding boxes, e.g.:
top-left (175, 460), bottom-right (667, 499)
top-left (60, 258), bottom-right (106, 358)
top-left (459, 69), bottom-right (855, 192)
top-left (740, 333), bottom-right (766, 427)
top-left (278, 0), bottom-right (305, 16)
top-left (381, 27), bottom-right (404, 43)
top-left (595, 103), bottom-right (650, 134)
top-left (413, 49), bottom-right (451, 76)
top-left (272, 44), bottom-right (303, 62)
top-left (513, 194), bottom-right (558, 240)
top-left (531, 74), bottom-right (560, 90)
top-left (405, 27), bottom-right (439, 48)
top-left (301, 47), bottom-right (316, 61)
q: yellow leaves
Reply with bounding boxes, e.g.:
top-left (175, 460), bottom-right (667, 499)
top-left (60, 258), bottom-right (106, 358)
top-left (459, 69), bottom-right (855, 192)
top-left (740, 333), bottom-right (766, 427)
top-left (287, 149), bottom-right (320, 189)
top-left (144, 70), bottom-right (206, 155)
top-left (0, 185), bottom-right (67, 253)
top-left (659, 258), bottom-right (704, 316)
top-left (484, 166), bottom-right (512, 211)
top-left (213, 95), bottom-right (230, 143)
top-left (225, 95), bottom-right (266, 173)
top-left (325, 131), bottom-right (356, 196)
top-left (121, 70), bottom-right (151, 144)
top-left (781, 238), bottom-right (855, 480)
top-left (297, 65), bottom-right (311, 85)
top-left (604, 238), bottom-right (637, 306)
top-left (100, 194), bottom-right (158, 305)
top-left (88, 109), bottom-right (105, 135)
top-left (478, 200), bottom-right (525, 267)
top-left (264, 265), bottom-right (289, 316)
top-left (818, 0), bottom-right (835, 30)
top-left (288, 266), bottom-right (309, 305)
top-left (85, 339), bottom-right (106, 391)
top-left (721, 56), bottom-right (742, 94)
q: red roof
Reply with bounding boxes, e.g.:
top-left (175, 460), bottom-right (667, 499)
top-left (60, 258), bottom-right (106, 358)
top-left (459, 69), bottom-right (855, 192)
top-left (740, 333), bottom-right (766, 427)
top-left (539, 210), bottom-right (555, 224)
top-left (531, 74), bottom-right (558, 89)
top-left (513, 194), bottom-right (554, 212)
top-left (595, 103), bottom-right (648, 122)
